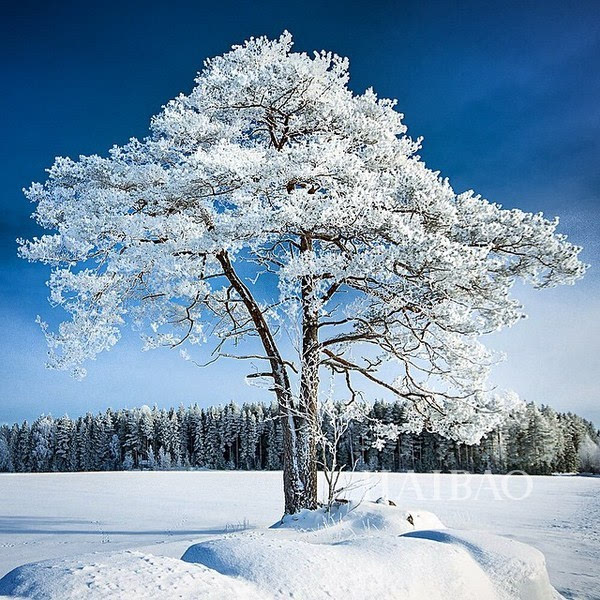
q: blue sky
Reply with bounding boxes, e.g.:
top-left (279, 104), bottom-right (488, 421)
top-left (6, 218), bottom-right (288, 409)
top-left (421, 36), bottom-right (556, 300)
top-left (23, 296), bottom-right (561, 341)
top-left (1, 0), bottom-right (598, 424)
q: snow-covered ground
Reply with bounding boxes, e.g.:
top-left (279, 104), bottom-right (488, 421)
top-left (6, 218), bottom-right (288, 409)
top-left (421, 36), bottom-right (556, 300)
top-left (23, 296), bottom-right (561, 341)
top-left (0, 472), bottom-right (597, 599)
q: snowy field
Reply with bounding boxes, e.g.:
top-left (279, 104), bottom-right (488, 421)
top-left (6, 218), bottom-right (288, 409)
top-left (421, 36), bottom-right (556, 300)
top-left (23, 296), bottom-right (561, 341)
top-left (0, 472), bottom-right (598, 599)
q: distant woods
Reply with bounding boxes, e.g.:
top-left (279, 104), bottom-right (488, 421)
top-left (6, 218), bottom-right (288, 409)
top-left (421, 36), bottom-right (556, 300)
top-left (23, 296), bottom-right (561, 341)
top-left (0, 401), bottom-right (598, 475)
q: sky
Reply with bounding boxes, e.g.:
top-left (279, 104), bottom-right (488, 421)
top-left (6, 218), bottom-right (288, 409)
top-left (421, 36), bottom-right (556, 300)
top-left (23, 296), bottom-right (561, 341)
top-left (1, 0), bottom-right (598, 425)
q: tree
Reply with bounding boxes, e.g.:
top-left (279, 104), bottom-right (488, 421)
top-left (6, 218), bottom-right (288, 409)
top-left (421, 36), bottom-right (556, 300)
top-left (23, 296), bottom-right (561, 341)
top-left (147, 446), bottom-right (157, 469)
top-left (579, 435), bottom-right (600, 473)
top-left (167, 409), bottom-right (182, 466)
top-left (139, 405), bottom-right (154, 460)
top-left (31, 415), bottom-right (55, 472)
top-left (157, 446), bottom-right (171, 470)
top-left (122, 451), bottom-right (134, 471)
top-left (122, 409), bottom-right (140, 467)
top-left (0, 433), bottom-right (12, 472)
top-left (14, 422), bottom-right (31, 472)
top-left (523, 403), bottom-right (556, 474)
top-left (20, 33), bottom-right (585, 513)
top-left (317, 398), bottom-right (372, 509)
top-left (77, 415), bottom-right (94, 471)
top-left (108, 433), bottom-right (121, 469)
top-left (55, 415), bottom-right (75, 471)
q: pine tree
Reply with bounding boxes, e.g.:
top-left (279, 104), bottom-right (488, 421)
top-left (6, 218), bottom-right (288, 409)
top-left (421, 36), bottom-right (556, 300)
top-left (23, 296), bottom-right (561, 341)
top-left (122, 451), bottom-right (134, 470)
top-left (158, 446), bottom-right (171, 470)
top-left (154, 410), bottom-right (170, 462)
top-left (399, 433), bottom-right (416, 471)
top-left (524, 403), bottom-right (556, 474)
top-left (77, 415), bottom-right (95, 471)
top-left (90, 414), bottom-right (107, 470)
top-left (0, 432), bottom-right (12, 472)
top-left (8, 424), bottom-right (20, 472)
top-left (122, 410), bottom-right (140, 467)
top-left (192, 412), bottom-right (206, 467)
top-left (16, 421), bottom-right (31, 472)
top-left (147, 446), bottom-right (156, 470)
top-left (223, 402), bottom-right (241, 468)
top-left (541, 405), bottom-right (563, 472)
top-left (54, 415), bottom-right (74, 471)
top-left (167, 409), bottom-right (181, 466)
top-left (138, 406), bottom-right (154, 462)
top-left (177, 405), bottom-right (190, 466)
top-left (31, 415), bottom-right (55, 472)
top-left (205, 407), bottom-right (225, 469)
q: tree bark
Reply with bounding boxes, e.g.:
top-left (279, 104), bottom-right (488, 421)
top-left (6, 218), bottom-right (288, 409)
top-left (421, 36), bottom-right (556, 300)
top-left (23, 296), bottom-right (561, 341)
top-left (297, 235), bottom-right (319, 509)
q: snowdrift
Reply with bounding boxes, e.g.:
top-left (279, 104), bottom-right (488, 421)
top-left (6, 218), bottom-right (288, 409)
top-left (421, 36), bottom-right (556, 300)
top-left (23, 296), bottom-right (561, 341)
top-left (0, 550), bottom-right (262, 599)
top-left (271, 499), bottom-right (446, 538)
top-left (0, 502), bottom-right (562, 599)
top-left (182, 502), bottom-right (561, 600)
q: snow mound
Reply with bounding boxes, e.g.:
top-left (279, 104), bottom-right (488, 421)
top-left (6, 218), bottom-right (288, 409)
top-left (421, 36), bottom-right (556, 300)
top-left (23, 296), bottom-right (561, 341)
top-left (181, 503), bottom-right (562, 600)
top-left (183, 531), bottom-right (498, 599)
top-left (0, 550), bottom-right (263, 599)
top-left (272, 500), bottom-right (445, 540)
top-left (403, 530), bottom-right (562, 600)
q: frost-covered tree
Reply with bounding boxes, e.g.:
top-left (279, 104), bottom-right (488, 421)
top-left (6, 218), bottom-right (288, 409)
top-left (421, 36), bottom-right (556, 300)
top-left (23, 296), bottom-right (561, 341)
top-left (168, 409), bottom-right (182, 465)
top-left (13, 422), bottom-right (31, 473)
top-left (105, 433), bottom-right (119, 469)
top-left (523, 403), bottom-right (557, 474)
top-left (139, 405), bottom-right (154, 459)
top-left (77, 415), bottom-right (94, 471)
top-left (579, 435), bottom-right (600, 473)
top-left (177, 405), bottom-right (190, 466)
top-left (55, 415), bottom-right (75, 471)
top-left (192, 411), bottom-right (206, 467)
top-left (0, 434), bottom-right (12, 472)
top-left (122, 409), bottom-right (141, 465)
top-left (122, 451), bottom-right (134, 471)
top-left (31, 415), bottom-right (55, 472)
top-left (157, 446), bottom-right (172, 470)
top-left (20, 33), bottom-right (585, 513)
top-left (147, 446), bottom-right (157, 469)
top-left (317, 397), bottom-right (372, 508)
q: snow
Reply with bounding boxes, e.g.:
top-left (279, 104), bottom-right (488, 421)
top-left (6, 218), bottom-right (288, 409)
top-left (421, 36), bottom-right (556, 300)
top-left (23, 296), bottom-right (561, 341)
top-left (0, 471), bottom-right (598, 599)
top-left (183, 528), bottom-right (501, 600)
top-left (0, 551), bottom-right (262, 599)
top-left (182, 502), bottom-right (558, 599)
top-left (271, 501), bottom-right (446, 539)
top-left (1, 502), bottom-right (557, 600)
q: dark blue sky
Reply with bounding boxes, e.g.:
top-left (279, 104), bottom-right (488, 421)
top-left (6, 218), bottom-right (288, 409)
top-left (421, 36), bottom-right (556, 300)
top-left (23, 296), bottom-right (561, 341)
top-left (1, 0), bottom-right (599, 424)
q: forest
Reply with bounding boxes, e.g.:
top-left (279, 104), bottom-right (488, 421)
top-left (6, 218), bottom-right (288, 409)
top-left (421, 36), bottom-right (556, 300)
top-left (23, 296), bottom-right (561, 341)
top-left (1, 401), bottom-right (598, 475)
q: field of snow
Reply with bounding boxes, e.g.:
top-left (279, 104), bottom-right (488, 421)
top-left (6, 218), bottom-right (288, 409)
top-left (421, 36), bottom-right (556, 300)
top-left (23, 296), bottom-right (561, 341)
top-left (0, 472), bottom-right (597, 599)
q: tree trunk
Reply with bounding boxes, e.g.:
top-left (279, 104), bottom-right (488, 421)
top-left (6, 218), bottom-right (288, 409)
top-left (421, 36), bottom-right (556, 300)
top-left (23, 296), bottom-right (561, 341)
top-left (297, 319), bottom-right (319, 509)
top-left (216, 250), bottom-right (312, 514)
top-left (297, 235), bottom-right (319, 510)
top-left (279, 385), bottom-right (310, 513)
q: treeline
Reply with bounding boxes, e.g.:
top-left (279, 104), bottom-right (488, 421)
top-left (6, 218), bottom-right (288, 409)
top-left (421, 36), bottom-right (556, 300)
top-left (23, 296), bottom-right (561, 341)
top-left (0, 401), bottom-right (598, 475)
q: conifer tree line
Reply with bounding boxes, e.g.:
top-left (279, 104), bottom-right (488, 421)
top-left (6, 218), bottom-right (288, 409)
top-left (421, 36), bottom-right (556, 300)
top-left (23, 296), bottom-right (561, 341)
top-left (0, 401), bottom-right (598, 475)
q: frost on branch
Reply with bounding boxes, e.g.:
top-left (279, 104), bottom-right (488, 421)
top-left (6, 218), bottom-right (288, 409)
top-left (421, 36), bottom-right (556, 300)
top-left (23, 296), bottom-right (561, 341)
top-left (20, 32), bottom-right (586, 449)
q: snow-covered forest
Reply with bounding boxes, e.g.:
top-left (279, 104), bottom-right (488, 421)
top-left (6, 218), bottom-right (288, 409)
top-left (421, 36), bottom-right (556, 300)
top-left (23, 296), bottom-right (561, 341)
top-left (1, 401), bottom-right (598, 475)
